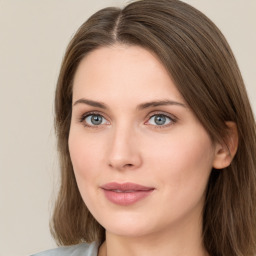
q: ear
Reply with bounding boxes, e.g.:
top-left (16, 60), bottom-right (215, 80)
top-left (212, 121), bottom-right (238, 169)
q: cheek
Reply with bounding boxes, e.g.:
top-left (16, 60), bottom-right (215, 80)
top-left (68, 130), bottom-right (104, 182)
top-left (68, 130), bottom-right (106, 211)
top-left (142, 129), bottom-right (215, 222)
top-left (145, 128), bottom-right (215, 192)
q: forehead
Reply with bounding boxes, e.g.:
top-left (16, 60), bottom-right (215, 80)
top-left (72, 44), bottom-right (184, 104)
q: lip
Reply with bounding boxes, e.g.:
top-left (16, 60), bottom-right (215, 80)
top-left (100, 182), bottom-right (155, 206)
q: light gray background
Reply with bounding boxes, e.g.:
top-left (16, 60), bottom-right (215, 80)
top-left (0, 1), bottom-right (255, 255)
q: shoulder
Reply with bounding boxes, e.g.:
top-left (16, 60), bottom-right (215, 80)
top-left (31, 242), bottom-right (99, 256)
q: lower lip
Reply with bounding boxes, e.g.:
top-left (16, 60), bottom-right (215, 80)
top-left (102, 189), bottom-right (154, 206)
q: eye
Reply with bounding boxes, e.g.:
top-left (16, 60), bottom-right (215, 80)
top-left (81, 113), bottom-right (109, 126)
top-left (147, 114), bottom-right (174, 126)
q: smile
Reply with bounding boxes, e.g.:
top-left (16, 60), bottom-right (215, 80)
top-left (100, 182), bottom-right (155, 206)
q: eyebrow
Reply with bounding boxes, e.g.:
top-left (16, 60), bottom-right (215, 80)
top-left (73, 98), bottom-right (186, 110)
top-left (137, 100), bottom-right (186, 110)
top-left (73, 98), bottom-right (107, 109)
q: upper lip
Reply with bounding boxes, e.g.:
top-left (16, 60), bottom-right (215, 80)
top-left (100, 182), bottom-right (155, 192)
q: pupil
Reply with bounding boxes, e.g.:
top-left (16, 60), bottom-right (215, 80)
top-left (91, 115), bottom-right (102, 125)
top-left (155, 115), bottom-right (166, 125)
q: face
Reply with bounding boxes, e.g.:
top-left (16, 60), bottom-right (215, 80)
top-left (69, 44), bottom-right (218, 238)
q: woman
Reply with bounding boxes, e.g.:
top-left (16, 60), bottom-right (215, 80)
top-left (33, 0), bottom-right (256, 255)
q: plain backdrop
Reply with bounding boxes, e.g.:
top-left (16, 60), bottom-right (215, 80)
top-left (0, 1), bottom-right (255, 255)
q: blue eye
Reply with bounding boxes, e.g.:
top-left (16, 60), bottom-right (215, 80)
top-left (147, 114), bottom-right (173, 126)
top-left (84, 114), bottom-right (108, 126)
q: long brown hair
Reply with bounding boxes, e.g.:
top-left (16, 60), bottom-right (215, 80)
top-left (51, 0), bottom-right (256, 255)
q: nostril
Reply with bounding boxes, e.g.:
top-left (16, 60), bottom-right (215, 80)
top-left (124, 164), bottom-right (133, 167)
top-left (108, 149), bottom-right (142, 170)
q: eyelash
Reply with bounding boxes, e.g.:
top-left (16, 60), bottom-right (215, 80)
top-left (78, 111), bottom-right (177, 129)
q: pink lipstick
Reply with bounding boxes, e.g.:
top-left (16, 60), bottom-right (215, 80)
top-left (100, 182), bottom-right (155, 206)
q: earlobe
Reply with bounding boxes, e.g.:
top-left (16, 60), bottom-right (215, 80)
top-left (212, 122), bottom-right (238, 169)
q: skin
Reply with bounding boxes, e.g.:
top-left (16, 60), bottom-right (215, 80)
top-left (69, 44), bottom-right (230, 256)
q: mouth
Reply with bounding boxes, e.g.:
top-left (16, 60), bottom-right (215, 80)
top-left (100, 182), bottom-right (155, 206)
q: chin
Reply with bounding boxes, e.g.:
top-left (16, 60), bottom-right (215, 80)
top-left (96, 212), bottom-right (159, 238)
top-left (105, 223), bottom-right (153, 238)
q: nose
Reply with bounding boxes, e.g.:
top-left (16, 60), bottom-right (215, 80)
top-left (107, 125), bottom-right (142, 171)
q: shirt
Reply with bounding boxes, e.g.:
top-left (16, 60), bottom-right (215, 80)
top-left (31, 242), bottom-right (98, 256)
